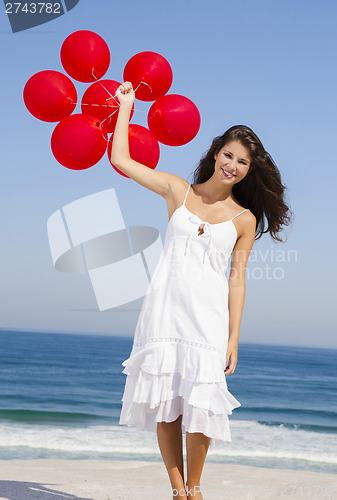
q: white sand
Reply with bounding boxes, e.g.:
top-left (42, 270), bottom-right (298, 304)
top-left (0, 460), bottom-right (336, 499)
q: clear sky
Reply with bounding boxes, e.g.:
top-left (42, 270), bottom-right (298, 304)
top-left (0, 0), bottom-right (336, 348)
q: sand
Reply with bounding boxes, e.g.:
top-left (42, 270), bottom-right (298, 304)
top-left (0, 459), bottom-right (336, 499)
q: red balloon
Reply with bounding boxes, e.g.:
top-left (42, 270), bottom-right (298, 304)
top-left (107, 124), bottom-right (160, 177)
top-left (60, 30), bottom-right (110, 83)
top-left (51, 114), bottom-right (108, 170)
top-left (148, 94), bottom-right (201, 146)
top-left (123, 51), bottom-right (173, 101)
top-left (81, 80), bottom-right (134, 133)
top-left (23, 70), bottom-right (77, 122)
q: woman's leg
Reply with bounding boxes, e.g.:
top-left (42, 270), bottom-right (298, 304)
top-left (185, 432), bottom-right (211, 499)
top-left (157, 414), bottom-right (187, 499)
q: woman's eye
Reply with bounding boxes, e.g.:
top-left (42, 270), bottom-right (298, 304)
top-left (224, 153), bottom-right (231, 158)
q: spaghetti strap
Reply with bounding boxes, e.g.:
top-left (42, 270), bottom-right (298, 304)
top-left (230, 209), bottom-right (249, 221)
top-left (182, 184), bottom-right (191, 206)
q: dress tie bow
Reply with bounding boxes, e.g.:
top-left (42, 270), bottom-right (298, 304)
top-left (184, 215), bottom-right (213, 264)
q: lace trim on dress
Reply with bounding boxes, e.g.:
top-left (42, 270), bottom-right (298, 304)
top-left (133, 336), bottom-right (217, 351)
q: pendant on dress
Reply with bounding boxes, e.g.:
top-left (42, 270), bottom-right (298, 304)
top-left (198, 224), bottom-right (205, 236)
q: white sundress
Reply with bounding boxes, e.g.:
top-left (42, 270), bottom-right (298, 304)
top-left (119, 183), bottom-right (249, 446)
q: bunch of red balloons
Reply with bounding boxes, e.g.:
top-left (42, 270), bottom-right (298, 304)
top-left (23, 30), bottom-right (201, 176)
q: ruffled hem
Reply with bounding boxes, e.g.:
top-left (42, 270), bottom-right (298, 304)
top-left (120, 396), bottom-right (234, 447)
top-left (121, 339), bottom-right (227, 383)
top-left (119, 368), bottom-right (241, 447)
top-left (122, 369), bottom-right (239, 415)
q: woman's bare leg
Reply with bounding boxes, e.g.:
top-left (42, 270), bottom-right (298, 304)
top-left (157, 415), bottom-right (187, 499)
top-left (185, 432), bottom-right (211, 499)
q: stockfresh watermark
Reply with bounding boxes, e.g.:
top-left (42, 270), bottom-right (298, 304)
top-left (228, 245), bottom-right (298, 281)
top-left (3, 0), bottom-right (80, 33)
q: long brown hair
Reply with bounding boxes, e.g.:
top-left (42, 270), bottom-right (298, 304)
top-left (190, 125), bottom-right (293, 242)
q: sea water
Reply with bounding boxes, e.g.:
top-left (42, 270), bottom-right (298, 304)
top-left (0, 330), bottom-right (336, 474)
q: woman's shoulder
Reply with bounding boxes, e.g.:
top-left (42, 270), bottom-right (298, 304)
top-left (237, 209), bottom-right (257, 235)
top-left (243, 209), bottom-right (256, 225)
top-left (166, 175), bottom-right (190, 197)
top-left (237, 206), bottom-right (256, 221)
top-left (162, 175), bottom-right (190, 209)
top-left (231, 201), bottom-right (256, 231)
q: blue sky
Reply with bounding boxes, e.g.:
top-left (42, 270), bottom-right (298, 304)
top-left (0, 0), bottom-right (336, 348)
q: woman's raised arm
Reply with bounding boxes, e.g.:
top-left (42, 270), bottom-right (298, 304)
top-left (110, 82), bottom-right (182, 199)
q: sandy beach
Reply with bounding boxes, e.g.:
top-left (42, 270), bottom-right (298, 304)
top-left (0, 460), bottom-right (336, 500)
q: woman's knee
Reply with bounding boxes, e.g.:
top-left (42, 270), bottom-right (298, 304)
top-left (186, 431), bottom-right (211, 449)
top-left (186, 432), bottom-right (210, 479)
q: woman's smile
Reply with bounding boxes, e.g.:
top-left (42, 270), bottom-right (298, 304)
top-left (221, 168), bottom-right (236, 179)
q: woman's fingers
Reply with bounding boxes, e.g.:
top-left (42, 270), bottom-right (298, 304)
top-left (115, 82), bottom-right (135, 106)
top-left (115, 81), bottom-right (135, 106)
top-left (225, 341), bottom-right (238, 375)
top-left (118, 81), bottom-right (133, 94)
top-left (224, 356), bottom-right (237, 375)
top-left (224, 364), bottom-right (236, 375)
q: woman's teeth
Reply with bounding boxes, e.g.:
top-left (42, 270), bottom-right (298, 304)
top-left (222, 169), bottom-right (234, 178)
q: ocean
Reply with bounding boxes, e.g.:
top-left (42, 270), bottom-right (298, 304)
top-left (0, 330), bottom-right (336, 474)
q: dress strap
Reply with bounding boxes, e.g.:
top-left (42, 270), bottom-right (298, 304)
top-left (182, 184), bottom-right (191, 206)
top-left (230, 209), bottom-right (249, 221)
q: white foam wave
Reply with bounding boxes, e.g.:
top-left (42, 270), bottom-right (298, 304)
top-left (0, 419), bottom-right (336, 465)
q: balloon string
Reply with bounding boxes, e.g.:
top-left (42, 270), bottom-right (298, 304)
top-left (90, 68), bottom-right (152, 93)
top-left (98, 82), bottom-right (114, 99)
top-left (99, 82), bottom-right (154, 141)
top-left (90, 69), bottom-right (120, 107)
top-left (75, 102), bottom-right (151, 115)
top-left (87, 70), bottom-right (154, 143)
top-left (74, 102), bottom-right (119, 109)
top-left (113, 80), bottom-right (152, 99)
top-left (100, 108), bottom-right (119, 125)
top-left (90, 69), bottom-right (152, 103)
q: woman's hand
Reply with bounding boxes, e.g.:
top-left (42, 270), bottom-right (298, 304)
top-left (116, 81), bottom-right (135, 108)
top-left (224, 338), bottom-right (238, 375)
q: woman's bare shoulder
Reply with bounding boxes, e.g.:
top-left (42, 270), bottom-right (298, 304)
top-left (230, 204), bottom-right (256, 239)
top-left (163, 176), bottom-right (190, 218)
top-left (164, 174), bottom-right (190, 199)
top-left (238, 210), bottom-right (257, 240)
top-left (231, 195), bottom-right (256, 222)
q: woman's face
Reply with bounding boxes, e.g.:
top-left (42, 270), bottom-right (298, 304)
top-left (214, 140), bottom-right (251, 184)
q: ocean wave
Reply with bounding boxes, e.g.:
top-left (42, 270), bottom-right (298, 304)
top-left (0, 408), bottom-right (107, 424)
top-left (0, 418), bottom-right (336, 468)
top-left (255, 419), bottom-right (337, 434)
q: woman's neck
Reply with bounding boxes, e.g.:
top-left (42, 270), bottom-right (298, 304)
top-left (192, 178), bottom-right (233, 205)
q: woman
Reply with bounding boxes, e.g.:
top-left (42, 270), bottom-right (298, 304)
top-left (112, 82), bottom-right (292, 500)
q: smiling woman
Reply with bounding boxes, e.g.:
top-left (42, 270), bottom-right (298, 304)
top-left (193, 125), bottom-right (292, 242)
top-left (109, 82), bottom-right (293, 500)
top-left (217, 142), bottom-right (251, 179)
